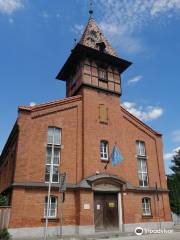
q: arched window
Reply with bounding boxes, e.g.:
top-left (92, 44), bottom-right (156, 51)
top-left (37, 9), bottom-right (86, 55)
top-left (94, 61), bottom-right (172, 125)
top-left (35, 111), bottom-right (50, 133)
top-left (100, 140), bottom-right (109, 161)
top-left (45, 127), bottom-right (61, 183)
top-left (142, 198), bottom-right (151, 216)
top-left (44, 195), bottom-right (57, 218)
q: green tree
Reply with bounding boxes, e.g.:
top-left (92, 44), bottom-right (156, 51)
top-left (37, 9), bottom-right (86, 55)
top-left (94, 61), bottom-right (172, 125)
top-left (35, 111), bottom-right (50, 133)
top-left (0, 194), bottom-right (8, 206)
top-left (167, 148), bottom-right (180, 215)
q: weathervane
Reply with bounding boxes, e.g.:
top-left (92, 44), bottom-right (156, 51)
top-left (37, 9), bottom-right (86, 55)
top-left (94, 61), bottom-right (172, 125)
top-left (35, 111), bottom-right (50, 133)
top-left (89, 0), bottom-right (93, 18)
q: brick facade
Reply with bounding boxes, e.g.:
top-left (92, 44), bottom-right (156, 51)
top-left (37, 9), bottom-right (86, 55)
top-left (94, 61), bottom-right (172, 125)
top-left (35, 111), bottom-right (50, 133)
top-left (0, 17), bottom-right (172, 238)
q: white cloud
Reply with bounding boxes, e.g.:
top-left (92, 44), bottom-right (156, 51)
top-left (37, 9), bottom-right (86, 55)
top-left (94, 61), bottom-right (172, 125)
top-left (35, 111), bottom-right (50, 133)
top-left (71, 24), bottom-right (84, 35)
top-left (164, 152), bottom-right (174, 161)
top-left (164, 147), bottom-right (180, 160)
top-left (172, 129), bottom-right (180, 142)
top-left (0, 0), bottom-right (24, 15)
top-left (122, 101), bottom-right (163, 121)
top-left (128, 75), bottom-right (142, 85)
top-left (151, 0), bottom-right (180, 16)
top-left (94, 0), bottom-right (180, 54)
top-left (99, 22), bottom-right (143, 54)
top-left (30, 102), bottom-right (36, 107)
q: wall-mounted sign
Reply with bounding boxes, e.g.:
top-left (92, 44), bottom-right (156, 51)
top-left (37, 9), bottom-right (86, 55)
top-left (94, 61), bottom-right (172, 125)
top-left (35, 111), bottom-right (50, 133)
top-left (97, 204), bottom-right (101, 210)
top-left (108, 202), bottom-right (115, 208)
top-left (84, 203), bottom-right (90, 210)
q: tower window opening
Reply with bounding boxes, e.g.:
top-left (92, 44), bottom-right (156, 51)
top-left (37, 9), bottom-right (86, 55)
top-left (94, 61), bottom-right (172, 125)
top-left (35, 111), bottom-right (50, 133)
top-left (98, 68), bottom-right (107, 81)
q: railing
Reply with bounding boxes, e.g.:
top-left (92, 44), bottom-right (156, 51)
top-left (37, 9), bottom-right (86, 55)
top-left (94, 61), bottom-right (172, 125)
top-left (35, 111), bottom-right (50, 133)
top-left (0, 207), bottom-right (11, 230)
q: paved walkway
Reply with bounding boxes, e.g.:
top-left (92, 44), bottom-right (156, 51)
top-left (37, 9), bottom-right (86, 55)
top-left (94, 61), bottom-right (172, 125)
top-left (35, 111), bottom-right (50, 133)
top-left (13, 225), bottom-right (180, 240)
top-left (14, 231), bottom-right (180, 240)
top-left (101, 232), bottom-right (180, 240)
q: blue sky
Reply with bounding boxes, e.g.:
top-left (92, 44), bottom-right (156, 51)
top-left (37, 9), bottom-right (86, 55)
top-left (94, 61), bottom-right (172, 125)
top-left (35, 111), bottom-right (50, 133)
top-left (0, 0), bottom-right (180, 174)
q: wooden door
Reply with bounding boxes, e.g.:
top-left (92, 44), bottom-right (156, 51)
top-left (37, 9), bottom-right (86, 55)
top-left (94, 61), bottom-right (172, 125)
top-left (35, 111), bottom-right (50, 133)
top-left (94, 193), bottom-right (119, 231)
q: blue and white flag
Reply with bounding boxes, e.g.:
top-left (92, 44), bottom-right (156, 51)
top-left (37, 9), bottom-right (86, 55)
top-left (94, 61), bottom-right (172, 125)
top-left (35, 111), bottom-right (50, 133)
top-left (111, 145), bottom-right (123, 166)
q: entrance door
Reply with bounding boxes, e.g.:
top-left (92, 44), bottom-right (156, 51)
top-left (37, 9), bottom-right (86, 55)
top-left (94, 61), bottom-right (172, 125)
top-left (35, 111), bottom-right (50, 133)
top-left (94, 192), bottom-right (119, 231)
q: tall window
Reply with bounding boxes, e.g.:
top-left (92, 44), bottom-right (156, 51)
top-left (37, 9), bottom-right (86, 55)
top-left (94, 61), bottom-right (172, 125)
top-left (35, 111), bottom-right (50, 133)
top-left (100, 140), bottom-right (108, 160)
top-left (136, 141), bottom-right (146, 156)
top-left (142, 198), bottom-right (151, 216)
top-left (136, 141), bottom-right (148, 187)
top-left (45, 127), bottom-right (61, 183)
top-left (44, 196), bottom-right (57, 218)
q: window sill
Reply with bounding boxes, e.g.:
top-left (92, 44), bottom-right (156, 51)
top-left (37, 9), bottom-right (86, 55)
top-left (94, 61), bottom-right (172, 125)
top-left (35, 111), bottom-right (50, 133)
top-left (41, 218), bottom-right (59, 222)
top-left (45, 181), bottom-right (59, 184)
top-left (142, 215), bottom-right (153, 219)
top-left (136, 155), bottom-right (147, 158)
top-left (99, 121), bottom-right (108, 125)
top-left (101, 159), bottom-right (109, 162)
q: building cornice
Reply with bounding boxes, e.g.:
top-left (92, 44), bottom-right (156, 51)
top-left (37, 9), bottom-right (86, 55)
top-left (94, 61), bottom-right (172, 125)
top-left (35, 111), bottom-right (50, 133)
top-left (18, 95), bottom-right (82, 113)
top-left (10, 181), bottom-right (169, 194)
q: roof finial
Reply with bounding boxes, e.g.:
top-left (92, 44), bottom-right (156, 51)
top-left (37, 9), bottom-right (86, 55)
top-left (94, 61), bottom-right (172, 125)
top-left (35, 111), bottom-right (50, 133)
top-left (89, 0), bottom-right (93, 18)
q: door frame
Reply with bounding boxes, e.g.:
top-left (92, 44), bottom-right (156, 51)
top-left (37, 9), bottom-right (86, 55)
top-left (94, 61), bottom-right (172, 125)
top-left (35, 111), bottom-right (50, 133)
top-left (118, 192), bottom-right (123, 232)
top-left (93, 191), bottom-right (123, 232)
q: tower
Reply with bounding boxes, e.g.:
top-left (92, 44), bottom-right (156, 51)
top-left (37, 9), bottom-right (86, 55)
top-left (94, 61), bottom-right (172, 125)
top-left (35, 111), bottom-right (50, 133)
top-left (56, 16), bottom-right (132, 179)
top-left (56, 17), bottom-right (131, 98)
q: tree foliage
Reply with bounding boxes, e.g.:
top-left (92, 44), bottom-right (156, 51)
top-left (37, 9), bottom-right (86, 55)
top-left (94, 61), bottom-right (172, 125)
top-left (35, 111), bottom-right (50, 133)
top-left (0, 194), bottom-right (8, 206)
top-left (0, 228), bottom-right (11, 240)
top-left (167, 149), bottom-right (180, 215)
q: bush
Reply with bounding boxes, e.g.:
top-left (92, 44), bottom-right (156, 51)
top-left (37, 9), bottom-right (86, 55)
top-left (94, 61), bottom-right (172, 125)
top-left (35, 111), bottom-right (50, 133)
top-left (0, 195), bottom-right (8, 206)
top-left (0, 228), bottom-right (11, 240)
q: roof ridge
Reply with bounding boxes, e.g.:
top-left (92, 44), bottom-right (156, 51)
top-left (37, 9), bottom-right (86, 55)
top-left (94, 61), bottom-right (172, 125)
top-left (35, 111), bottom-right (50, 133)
top-left (18, 95), bottom-right (82, 111)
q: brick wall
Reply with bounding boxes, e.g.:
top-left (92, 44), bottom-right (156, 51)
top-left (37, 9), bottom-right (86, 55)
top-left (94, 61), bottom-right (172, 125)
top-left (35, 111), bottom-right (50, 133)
top-left (0, 86), bottom-right (172, 229)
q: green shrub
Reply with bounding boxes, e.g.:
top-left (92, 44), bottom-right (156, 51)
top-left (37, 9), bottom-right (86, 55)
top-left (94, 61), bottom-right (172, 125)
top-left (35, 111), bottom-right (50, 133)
top-left (0, 228), bottom-right (11, 240)
top-left (0, 195), bottom-right (8, 206)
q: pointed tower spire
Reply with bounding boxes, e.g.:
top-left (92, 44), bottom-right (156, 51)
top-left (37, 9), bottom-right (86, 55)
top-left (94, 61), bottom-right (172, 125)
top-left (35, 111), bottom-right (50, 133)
top-left (79, 18), bottom-right (118, 57)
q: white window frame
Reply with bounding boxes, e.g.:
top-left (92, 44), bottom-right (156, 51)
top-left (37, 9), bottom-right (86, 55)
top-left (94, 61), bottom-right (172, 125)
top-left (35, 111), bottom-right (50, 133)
top-left (100, 140), bottom-right (109, 161)
top-left (136, 141), bottom-right (146, 157)
top-left (44, 195), bottom-right (57, 218)
top-left (45, 127), bottom-right (61, 183)
top-left (142, 198), bottom-right (151, 216)
top-left (138, 158), bottom-right (148, 187)
top-left (136, 140), bottom-right (148, 187)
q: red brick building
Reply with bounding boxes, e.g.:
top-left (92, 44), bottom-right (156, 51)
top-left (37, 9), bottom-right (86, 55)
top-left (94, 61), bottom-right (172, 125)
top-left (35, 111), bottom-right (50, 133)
top-left (0, 17), bottom-right (172, 238)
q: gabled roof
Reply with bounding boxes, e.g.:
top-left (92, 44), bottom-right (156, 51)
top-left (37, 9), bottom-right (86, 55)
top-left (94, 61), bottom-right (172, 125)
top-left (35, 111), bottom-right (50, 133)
top-left (79, 17), bottom-right (118, 57)
top-left (18, 95), bottom-right (82, 112)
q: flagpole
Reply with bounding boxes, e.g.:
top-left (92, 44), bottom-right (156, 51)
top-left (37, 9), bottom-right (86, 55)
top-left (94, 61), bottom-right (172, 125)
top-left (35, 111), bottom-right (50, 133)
top-left (104, 159), bottom-right (110, 170)
top-left (104, 142), bottom-right (116, 170)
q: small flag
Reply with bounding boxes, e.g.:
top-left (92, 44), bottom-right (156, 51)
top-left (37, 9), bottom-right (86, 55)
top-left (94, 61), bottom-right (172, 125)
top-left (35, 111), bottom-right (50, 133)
top-left (111, 145), bottom-right (123, 166)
